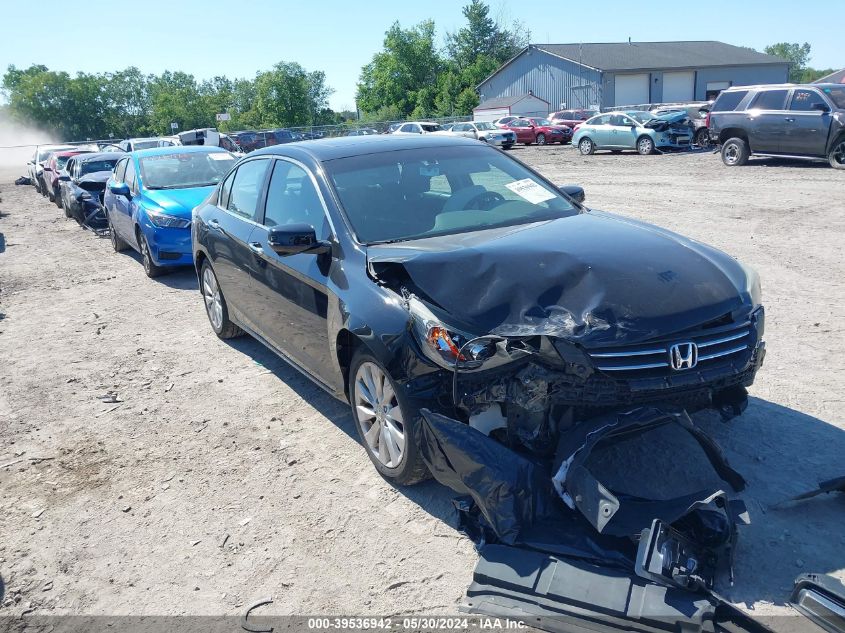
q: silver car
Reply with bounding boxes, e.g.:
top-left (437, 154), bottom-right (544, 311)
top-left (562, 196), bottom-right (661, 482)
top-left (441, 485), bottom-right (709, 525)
top-left (447, 121), bottom-right (516, 148)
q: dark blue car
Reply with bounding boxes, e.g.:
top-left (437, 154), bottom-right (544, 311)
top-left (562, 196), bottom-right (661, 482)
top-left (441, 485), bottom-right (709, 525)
top-left (104, 146), bottom-right (237, 277)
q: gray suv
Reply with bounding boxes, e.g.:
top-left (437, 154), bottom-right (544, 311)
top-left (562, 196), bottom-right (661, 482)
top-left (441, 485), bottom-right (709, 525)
top-left (708, 83), bottom-right (845, 169)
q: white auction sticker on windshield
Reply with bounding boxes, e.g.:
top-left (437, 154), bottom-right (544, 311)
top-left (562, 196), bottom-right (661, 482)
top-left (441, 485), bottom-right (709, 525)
top-left (505, 178), bottom-right (556, 204)
top-left (208, 153), bottom-right (233, 160)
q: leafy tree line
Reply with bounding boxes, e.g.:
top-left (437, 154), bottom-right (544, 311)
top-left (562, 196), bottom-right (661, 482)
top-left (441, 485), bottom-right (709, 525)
top-left (356, 0), bottom-right (527, 120)
top-left (763, 42), bottom-right (836, 83)
top-left (1, 62), bottom-right (336, 141)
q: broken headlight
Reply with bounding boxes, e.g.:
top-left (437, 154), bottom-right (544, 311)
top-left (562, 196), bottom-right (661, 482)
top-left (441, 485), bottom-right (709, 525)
top-left (407, 296), bottom-right (496, 368)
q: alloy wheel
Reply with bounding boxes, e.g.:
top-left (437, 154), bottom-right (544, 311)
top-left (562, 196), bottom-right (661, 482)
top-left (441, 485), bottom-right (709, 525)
top-left (579, 139), bottom-right (592, 154)
top-left (638, 138), bottom-right (653, 155)
top-left (536, 133), bottom-right (546, 145)
top-left (202, 266), bottom-right (223, 331)
top-left (833, 140), bottom-right (845, 166)
top-left (353, 361), bottom-right (405, 469)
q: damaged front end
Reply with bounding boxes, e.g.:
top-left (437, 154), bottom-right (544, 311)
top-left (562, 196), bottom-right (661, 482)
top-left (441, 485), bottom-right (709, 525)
top-left (401, 288), bottom-right (765, 458)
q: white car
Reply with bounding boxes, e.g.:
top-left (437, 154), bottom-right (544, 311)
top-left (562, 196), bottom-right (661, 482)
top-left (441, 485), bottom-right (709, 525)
top-left (390, 122), bottom-right (450, 135)
top-left (117, 137), bottom-right (179, 152)
top-left (446, 121), bottom-right (516, 148)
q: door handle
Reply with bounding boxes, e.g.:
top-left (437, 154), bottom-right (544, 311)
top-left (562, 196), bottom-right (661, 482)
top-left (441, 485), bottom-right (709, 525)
top-left (785, 117), bottom-right (795, 122)
top-left (249, 242), bottom-right (264, 254)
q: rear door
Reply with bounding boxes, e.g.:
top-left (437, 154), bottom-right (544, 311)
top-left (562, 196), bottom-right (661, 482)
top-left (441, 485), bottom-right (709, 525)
top-left (609, 114), bottom-right (639, 148)
top-left (248, 159), bottom-right (336, 385)
top-left (583, 115), bottom-right (612, 146)
top-left (203, 157), bottom-right (272, 330)
top-left (745, 89), bottom-right (789, 153)
top-left (783, 88), bottom-right (832, 156)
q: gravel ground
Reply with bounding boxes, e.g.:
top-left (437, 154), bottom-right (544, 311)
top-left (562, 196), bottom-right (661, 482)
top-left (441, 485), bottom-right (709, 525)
top-left (0, 147), bottom-right (843, 623)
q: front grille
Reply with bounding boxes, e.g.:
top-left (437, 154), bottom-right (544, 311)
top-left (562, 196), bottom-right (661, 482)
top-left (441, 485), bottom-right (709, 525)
top-left (586, 321), bottom-right (752, 375)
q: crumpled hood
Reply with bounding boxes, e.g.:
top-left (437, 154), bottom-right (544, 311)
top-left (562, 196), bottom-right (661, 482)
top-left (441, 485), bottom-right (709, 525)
top-left (144, 186), bottom-right (217, 218)
top-left (78, 171), bottom-right (113, 186)
top-left (367, 211), bottom-right (754, 345)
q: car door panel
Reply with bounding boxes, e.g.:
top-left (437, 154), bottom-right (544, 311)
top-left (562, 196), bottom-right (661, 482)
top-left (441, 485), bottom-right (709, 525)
top-left (783, 89), bottom-right (832, 156)
top-left (249, 159), bottom-right (335, 384)
top-left (746, 89), bottom-right (789, 153)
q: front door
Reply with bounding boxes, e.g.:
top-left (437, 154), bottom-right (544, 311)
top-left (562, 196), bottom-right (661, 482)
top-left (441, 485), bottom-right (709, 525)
top-left (608, 114), bottom-right (639, 148)
top-left (249, 159), bottom-right (335, 385)
top-left (783, 88), bottom-right (832, 156)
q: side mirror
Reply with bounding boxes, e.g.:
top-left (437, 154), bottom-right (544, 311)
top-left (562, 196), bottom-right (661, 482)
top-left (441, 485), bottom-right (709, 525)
top-left (109, 182), bottom-right (131, 198)
top-left (559, 184), bottom-right (586, 204)
top-left (812, 102), bottom-right (830, 113)
top-left (268, 223), bottom-right (331, 256)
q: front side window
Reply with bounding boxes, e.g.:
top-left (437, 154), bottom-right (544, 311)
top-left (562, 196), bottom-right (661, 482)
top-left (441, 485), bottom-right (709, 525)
top-left (114, 158), bottom-right (128, 182)
top-left (138, 151), bottom-right (236, 190)
top-left (587, 115), bottom-right (611, 126)
top-left (124, 161), bottom-right (137, 193)
top-left (750, 89), bottom-right (788, 111)
top-left (789, 89), bottom-right (828, 111)
top-left (474, 122), bottom-right (495, 131)
top-left (227, 158), bottom-right (270, 219)
top-left (263, 161), bottom-right (327, 238)
top-left (327, 145), bottom-right (578, 244)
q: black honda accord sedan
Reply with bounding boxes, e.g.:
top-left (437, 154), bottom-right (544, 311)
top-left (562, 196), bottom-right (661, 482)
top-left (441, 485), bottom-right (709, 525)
top-left (192, 135), bottom-right (765, 484)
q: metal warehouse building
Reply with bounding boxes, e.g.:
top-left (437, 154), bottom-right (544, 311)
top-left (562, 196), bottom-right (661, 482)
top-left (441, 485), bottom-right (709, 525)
top-left (476, 41), bottom-right (790, 112)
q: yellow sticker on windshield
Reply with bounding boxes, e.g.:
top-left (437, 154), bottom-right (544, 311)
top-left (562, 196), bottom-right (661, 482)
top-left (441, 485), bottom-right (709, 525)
top-left (505, 178), bottom-right (556, 204)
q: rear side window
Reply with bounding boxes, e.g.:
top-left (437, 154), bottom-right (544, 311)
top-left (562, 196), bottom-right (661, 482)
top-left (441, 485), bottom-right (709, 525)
top-left (789, 89), bottom-right (828, 111)
top-left (750, 89), bottom-right (788, 111)
top-left (712, 90), bottom-right (748, 112)
top-left (227, 158), bottom-right (270, 220)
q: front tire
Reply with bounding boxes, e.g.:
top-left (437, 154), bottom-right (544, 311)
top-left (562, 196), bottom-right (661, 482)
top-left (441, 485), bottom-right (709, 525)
top-left (578, 137), bottom-right (595, 155)
top-left (138, 231), bottom-right (165, 278)
top-left (108, 213), bottom-right (128, 251)
top-left (350, 351), bottom-right (428, 485)
top-left (535, 133), bottom-right (546, 145)
top-left (200, 261), bottom-right (243, 339)
top-left (721, 137), bottom-right (749, 166)
top-left (637, 136), bottom-right (655, 155)
top-left (694, 127), bottom-right (712, 149)
top-left (828, 137), bottom-right (845, 170)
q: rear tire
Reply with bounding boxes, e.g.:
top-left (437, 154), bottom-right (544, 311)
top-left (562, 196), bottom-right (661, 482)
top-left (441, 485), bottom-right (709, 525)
top-left (578, 137), bottom-right (595, 155)
top-left (721, 137), bottom-right (749, 166)
top-left (535, 133), bottom-right (546, 145)
top-left (200, 261), bottom-right (243, 339)
top-left (828, 137), bottom-right (845, 170)
top-left (637, 136), bottom-right (655, 155)
top-left (54, 189), bottom-right (62, 208)
top-left (349, 350), bottom-right (429, 486)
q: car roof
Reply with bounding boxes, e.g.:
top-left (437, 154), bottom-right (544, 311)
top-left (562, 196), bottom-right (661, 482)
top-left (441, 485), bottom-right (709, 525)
top-left (54, 150), bottom-right (89, 157)
top-left (77, 152), bottom-right (125, 162)
top-left (251, 134), bottom-right (482, 162)
top-left (131, 145), bottom-right (231, 158)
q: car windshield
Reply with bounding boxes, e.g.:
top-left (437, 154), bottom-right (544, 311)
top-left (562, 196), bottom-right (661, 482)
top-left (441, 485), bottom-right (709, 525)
top-left (327, 145), bottom-right (579, 244)
top-left (139, 152), bottom-right (236, 190)
top-left (134, 140), bottom-right (161, 150)
top-left (822, 86), bottom-right (845, 108)
top-left (80, 159), bottom-right (119, 175)
top-left (627, 111), bottom-right (655, 124)
top-left (474, 122), bottom-right (496, 130)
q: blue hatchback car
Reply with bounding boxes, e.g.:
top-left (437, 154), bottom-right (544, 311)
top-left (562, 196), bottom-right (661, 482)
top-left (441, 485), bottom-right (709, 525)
top-left (104, 146), bottom-right (237, 277)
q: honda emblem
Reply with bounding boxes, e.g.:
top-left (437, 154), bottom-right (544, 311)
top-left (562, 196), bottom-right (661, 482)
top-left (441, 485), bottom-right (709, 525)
top-left (669, 342), bottom-right (698, 370)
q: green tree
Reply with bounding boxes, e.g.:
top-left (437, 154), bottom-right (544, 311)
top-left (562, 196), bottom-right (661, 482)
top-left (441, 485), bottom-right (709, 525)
top-left (764, 42), bottom-right (812, 82)
top-left (251, 62), bottom-right (333, 127)
top-left (445, 0), bottom-right (526, 71)
top-left (357, 20), bottom-right (443, 118)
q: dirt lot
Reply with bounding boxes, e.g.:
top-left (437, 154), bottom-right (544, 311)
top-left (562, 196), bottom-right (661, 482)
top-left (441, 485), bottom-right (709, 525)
top-left (1, 147), bottom-right (843, 622)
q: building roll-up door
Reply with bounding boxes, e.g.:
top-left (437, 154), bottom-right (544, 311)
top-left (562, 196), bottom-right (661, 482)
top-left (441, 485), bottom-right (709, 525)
top-left (614, 73), bottom-right (650, 107)
top-left (663, 71), bottom-right (695, 102)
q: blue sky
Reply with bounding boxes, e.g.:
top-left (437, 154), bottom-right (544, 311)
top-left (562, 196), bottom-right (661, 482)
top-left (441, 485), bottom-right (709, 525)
top-left (1, 0), bottom-right (841, 111)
